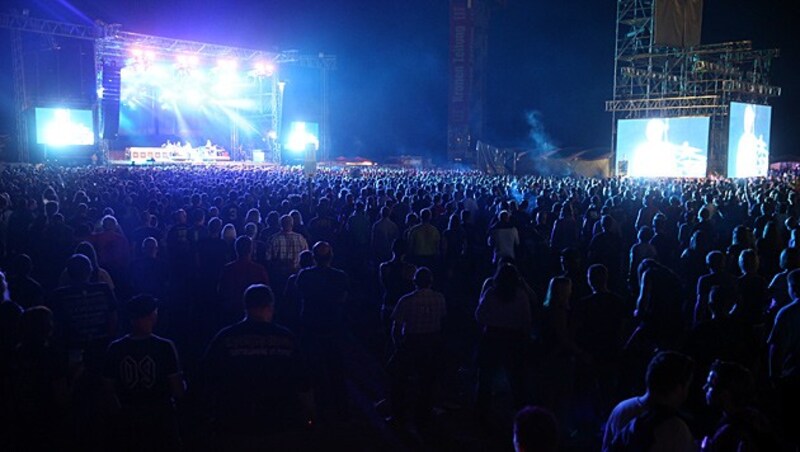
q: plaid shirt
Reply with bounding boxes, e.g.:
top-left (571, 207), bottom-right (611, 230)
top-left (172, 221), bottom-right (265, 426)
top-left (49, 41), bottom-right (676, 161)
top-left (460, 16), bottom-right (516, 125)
top-left (266, 231), bottom-right (309, 270)
top-left (391, 288), bottom-right (446, 336)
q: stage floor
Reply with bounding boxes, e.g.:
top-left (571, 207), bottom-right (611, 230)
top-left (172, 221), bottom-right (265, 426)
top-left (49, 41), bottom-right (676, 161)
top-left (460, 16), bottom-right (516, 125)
top-left (108, 159), bottom-right (278, 168)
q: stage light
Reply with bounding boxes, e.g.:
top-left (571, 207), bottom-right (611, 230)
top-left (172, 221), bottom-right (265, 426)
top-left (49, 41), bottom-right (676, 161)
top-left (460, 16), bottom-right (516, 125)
top-left (185, 89), bottom-right (205, 106)
top-left (177, 54), bottom-right (200, 67)
top-left (253, 61), bottom-right (275, 77)
top-left (145, 50), bottom-right (156, 60)
top-left (267, 130), bottom-right (278, 140)
top-left (131, 48), bottom-right (143, 57)
top-left (286, 122), bottom-right (320, 154)
top-left (217, 58), bottom-right (238, 71)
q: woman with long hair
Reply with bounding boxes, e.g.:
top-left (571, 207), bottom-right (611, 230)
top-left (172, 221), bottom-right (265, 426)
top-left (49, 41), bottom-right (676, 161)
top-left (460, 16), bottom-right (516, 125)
top-left (475, 264), bottom-right (533, 415)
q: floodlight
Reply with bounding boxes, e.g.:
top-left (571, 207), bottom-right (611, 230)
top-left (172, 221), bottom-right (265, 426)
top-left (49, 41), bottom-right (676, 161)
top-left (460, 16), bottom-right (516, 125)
top-left (217, 59), bottom-right (238, 70)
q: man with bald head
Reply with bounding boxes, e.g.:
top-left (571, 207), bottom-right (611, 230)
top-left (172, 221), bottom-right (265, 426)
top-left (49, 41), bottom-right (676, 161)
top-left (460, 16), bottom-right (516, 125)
top-left (296, 241), bottom-right (350, 414)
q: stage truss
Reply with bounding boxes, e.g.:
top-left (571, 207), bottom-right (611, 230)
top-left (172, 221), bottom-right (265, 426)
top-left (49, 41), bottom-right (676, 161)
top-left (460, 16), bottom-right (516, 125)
top-left (1, 12), bottom-right (336, 164)
top-left (607, 0), bottom-right (781, 175)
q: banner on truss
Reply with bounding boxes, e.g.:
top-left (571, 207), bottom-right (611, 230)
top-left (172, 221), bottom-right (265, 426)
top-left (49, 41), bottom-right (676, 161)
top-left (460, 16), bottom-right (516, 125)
top-left (654, 0), bottom-right (704, 48)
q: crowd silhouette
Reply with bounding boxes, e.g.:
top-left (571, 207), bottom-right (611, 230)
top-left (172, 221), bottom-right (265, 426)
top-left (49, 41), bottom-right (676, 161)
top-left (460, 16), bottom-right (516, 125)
top-left (1, 163), bottom-right (800, 451)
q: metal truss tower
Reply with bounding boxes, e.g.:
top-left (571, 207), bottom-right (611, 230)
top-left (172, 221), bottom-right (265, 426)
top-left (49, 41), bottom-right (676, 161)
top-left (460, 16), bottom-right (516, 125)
top-left (10, 27), bottom-right (29, 162)
top-left (607, 0), bottom-right (781, 175)
top-left (1, 12), bottom-right (335, 164)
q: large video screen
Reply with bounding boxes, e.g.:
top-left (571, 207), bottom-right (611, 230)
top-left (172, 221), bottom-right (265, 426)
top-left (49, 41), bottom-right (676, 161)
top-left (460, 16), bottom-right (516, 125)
top-left (35, 108), bottom-right (94, 146)
top-left (285, 121), bottom-right (320, 154)
top-left (727, 102), bottom-right (771, 178)
top-left (616, 117), bottom-right (710, 177)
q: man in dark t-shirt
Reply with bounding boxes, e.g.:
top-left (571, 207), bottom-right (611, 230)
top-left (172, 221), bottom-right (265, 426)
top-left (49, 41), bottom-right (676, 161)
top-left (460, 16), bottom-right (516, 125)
top-left (203, 284), bottom-right (311, 436)
top-left (104, 295), bottom-right (184, 450)
top-left (297, 241), bottom-right (350, 333)
top-left (296, 241), bottom-right (349, 413)
top-left (573, 264), bottom-right (628, 364)
top-left (49, 254), bottom-right (117, 369)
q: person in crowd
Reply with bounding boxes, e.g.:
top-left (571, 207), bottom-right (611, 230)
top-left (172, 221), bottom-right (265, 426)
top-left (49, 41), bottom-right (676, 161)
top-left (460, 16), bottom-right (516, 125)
top-left (389, 267), bottom-right (447, 428)
top-left (129, 212), bottom-right (163, 258)
top-left (475, 264), bottom-right (532, 415)
top-left (685, 285), bottom-right (758, 373)
top-left (602, 351), bottom-right (696, 451)
top-left (407, 208), bottom-right (441, 269)
top-left (265, 214), bottom-right (309, 292)
top-left (559, 247), bottom-right (591, 304)
top-left (588, 215), bottom-right (624, 290)
top-left (767, 247), bottom-right (800, 316)
top-left (372, 206), bottom-right (400, 264)
top-left (702, 360), bottom-right (778, 451)
top-left (203, 284), bottom-right (312, 438)
top-left (634, 259), bottom-right (685, 350)
top-left (733, 249), bottom-right (769, 326)
top-left (768, 268), bottom-right (800, 449)
top-left (487, 210), bottom-right (520, 264)
top-left (628, 226), bottom-right (657, 291)
top-left (5, 253), bottom-right (46, 308)
top-left (550, 204), bottom-right (579, 253)
top-left (296, 241), bottom-right (350, 414)
top-left (650, 213), bottom-right (679, 270)
top-left (165, 209), bottom-right (193, 282)
top-left (128, 237), bottom-right (170, 302)
top-left (442, 213), bottom-right (468, 274)
top-left (104, 295), bottom-right (185, 450)
top-left (58, 241), bottom-right (116, 292)
top-left (91, 215), bottom-right (131, 283)
top-left (756, 221), bottom-right (782, 279)
top-left (540, 276), bottom-right (583, 426)
top-left (694, 251), bottom-right (737, 325)
top-left (308, 199), bottom-right (338, 245)
top-left (379, 239), bottom-right (416, 340)
top-left (279, 250), bottom-right (315, 331)
top-left (513, 406), bottom-right (560, 452)
top-left (49, 254), bottom-right (117, 372)
top-left (10, 306), bottom-right (70, 450)
top-left (216, 236), bottom-right (270, 326)
top-left (0, 271), bottom-right (23, 362)
top-left (727, 226), bottom-right (755, 276)
top-left (572, 265), bottom-right (628, 408)
top-left (681, 230), bottom-right (713, 301)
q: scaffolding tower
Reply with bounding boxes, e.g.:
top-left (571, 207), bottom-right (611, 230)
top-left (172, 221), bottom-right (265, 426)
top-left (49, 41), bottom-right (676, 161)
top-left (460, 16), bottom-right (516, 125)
top-left (1, 12), bottom-right (335, 164)
top-left (606, 0), bottom-right (781, 175)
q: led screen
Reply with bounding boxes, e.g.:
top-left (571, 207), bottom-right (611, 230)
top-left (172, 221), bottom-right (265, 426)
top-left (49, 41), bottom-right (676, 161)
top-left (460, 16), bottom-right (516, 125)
top-left (616, 116), bottom-right (710, 177)
top-left (35, 108), bottom-right (94, 146)
top-left (285, 121), bottom-right (319, 153)
top-left (727, 102), bottom-right (771, 178)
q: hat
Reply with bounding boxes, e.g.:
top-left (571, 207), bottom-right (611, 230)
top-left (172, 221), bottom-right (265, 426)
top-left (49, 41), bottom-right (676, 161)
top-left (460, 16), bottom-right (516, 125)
top-left (126, 295), bottom-right (159, 319)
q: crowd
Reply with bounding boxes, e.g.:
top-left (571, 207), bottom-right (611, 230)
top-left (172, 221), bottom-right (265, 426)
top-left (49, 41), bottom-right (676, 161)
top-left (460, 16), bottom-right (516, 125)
top-left (0, 163), bottom-right (799, 451)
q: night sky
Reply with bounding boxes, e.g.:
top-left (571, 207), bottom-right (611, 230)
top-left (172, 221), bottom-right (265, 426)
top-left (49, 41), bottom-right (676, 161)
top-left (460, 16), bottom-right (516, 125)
top-left (1, 0), bottom-right (798, 160)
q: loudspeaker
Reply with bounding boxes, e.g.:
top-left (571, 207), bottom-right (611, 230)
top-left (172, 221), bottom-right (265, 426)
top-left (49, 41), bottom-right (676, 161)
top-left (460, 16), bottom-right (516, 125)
top-left (102, 62), bottom-right (122, 138)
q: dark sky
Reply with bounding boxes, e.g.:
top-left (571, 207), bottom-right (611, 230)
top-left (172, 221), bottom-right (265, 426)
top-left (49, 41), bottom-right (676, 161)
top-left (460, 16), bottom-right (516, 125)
top-left (2, 0), bottom-right (798, 160)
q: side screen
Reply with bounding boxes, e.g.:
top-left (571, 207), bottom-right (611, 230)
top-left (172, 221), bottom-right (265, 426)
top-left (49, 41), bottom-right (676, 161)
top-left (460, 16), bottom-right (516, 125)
top-left (727, 102), bottom-right (771, 178)
top-left (285, 121), bottom-right (320, 154)
top-left (616, 117), bottom-right (710, 178)
top-left (35, 108), bottom-right (95, 146)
